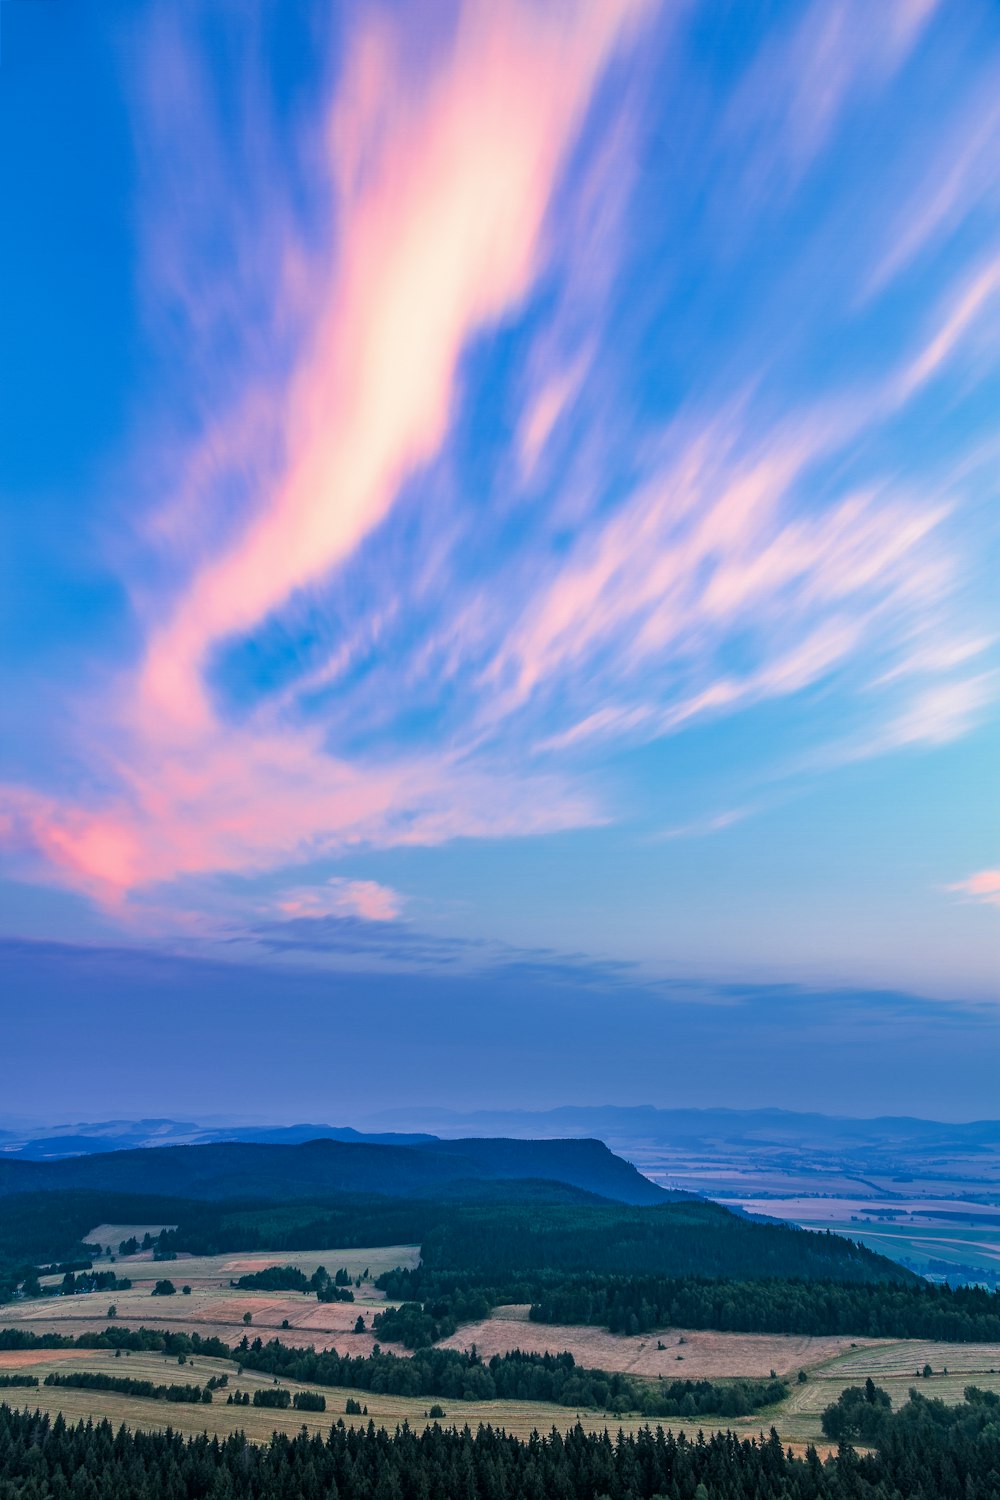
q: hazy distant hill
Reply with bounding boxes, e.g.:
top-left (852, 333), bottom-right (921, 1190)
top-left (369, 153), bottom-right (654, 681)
top-left (7, 1108), bottom-right (998, 1163)
top-left (0, 1135), bottom-right (669, 1206)
top-left (365, 1104), bottom-right (1000, 1150)
top-left (0, 1119), bottom-right (435, 1159)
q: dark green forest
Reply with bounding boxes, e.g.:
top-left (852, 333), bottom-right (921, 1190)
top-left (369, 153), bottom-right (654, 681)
top-left (375, 1268), bottom-right (1000, 1345)
top-left (4, 1188), bottom-right (1000, 1344)
top-left (0, 1192), bottom-right (911, 1286)
top-left (417, 1201), bottom-right (907, 1283)
top-left (374, 1200), bottom-right (1000, 1342)
top-left (527, 1273), bottom-right (1000, 1340)
top-left (3, 1385), bottom-right (1000, 1500)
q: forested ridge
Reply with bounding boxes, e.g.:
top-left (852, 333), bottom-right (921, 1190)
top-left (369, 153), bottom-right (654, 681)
top-left (373, 1201), bottom-right (1000, 1344)
top-left (374, 1268), bottom-right (1000, 1344)
top-left (5, 1189), bottom-right (1000, 1350)
top-left (0, 1137), bottom-right (666, 1207)
top-left (3, 1386), bottom-right (1000, 1500)
top-left (528, 1273), bottom-right (1000, 1340)
top-left (0, 1192), bottom-right (906, 1285)
top-left (418, 1201), bottom-right (906, 1283)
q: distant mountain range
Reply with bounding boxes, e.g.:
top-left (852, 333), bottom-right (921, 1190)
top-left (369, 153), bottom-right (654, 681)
top-left (0, 1120), bottom-right (437, 1160)
top-left (0, 1134), bottom-right (670, 1206)
top-left (364, 1105), bottom-right (1000, 1151)
top-left (4, 1107), bottom-right (998, 1159)
top-left (3, 1107), bottom-right (998, 1209)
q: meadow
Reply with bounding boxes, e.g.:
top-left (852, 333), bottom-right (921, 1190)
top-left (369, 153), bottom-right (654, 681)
top-left (6, 1323), bottom-right (1000, 1456)
top-left (436, 1304), bottom-right (883, 1377)
top-left (14, 1236), bottom-right (421, 1354)
top-left (6, 1235), bottom-right (1000, 1456)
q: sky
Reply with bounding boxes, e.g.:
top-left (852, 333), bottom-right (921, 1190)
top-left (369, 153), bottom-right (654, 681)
top-left (1, 0), bottom-right (998, 1121)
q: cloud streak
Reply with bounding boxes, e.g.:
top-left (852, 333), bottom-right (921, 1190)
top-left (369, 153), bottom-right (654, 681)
top-left (946, 869), bottom-right (1000, 911)
top-left (0, 0), bottom-right (997, 947)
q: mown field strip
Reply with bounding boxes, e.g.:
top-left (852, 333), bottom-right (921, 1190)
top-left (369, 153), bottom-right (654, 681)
top-left (76, 1242), bottom-right (421, 1284)
top-left (0, 1347), bottom-right (806, 1450)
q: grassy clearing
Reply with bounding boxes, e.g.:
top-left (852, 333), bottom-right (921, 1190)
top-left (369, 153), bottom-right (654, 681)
top-left (0, 1345), bottom-right (800, 1449)
top-left (86, 1224), bottom-right (178, 1249)
top-left (16, 1243), bottom-right (421, 1353)
top-left (81, 1239), bottom-right (420, 1284)
top-left (437, 1309), bottom-right (887, 1378)
top-left (10, 1325), bottom-right (994, 1454)
top-left (778, 1337), bottom-right (1000, 1444)
top-left (811, 1338), bottom-right (1000, 1381)
top-left (9, 1240), bottom-right (1000, 1456)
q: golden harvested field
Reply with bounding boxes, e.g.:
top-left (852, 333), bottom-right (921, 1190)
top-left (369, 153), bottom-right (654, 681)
top-left (74, 1241), bottom-right (420, 1284)
top-left (0, 1346), bottom-right (671, 1445)
top-left (8, 1323), bottom-right (997, 1456)
top-left (0, 1345), bottom-right (809, 1451)
top-left (1, 1292), bottom-right (394, 1355)
top-left (437, 1306), bottom-right (887, 1378)
top-left (777, 1338), bottom-right (1000, 1443)
top-left (14, 1243), bottom-right (421, 1355)
top-left (819, 1338), bottom-right (1000, 1380)
top-left (7, 1242), bottom-right (999, 1458)
top-left (86, 1224), bottom-right (178, 1248)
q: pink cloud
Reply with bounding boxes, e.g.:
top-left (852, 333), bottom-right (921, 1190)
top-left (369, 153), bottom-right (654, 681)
top-left (1, 0), bottom-right (993, 938)
top-left (136, 0), bottom-right (650, 737)
top-left (945, 869), bottom-right (1000, 910)
top-left (519, 349), bottom-right (593, 477)
top-left (0, 730), bottom-right (600, 907)
top-left (894, 255), bottom-right (1000, 403)
top-left (276, 877), bottom-right (402, 923)
top-left (0, 2), bottom-right (644, 909)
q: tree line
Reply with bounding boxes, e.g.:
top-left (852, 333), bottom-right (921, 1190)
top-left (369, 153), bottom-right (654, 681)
top-left (4, 1385), bottom-right (1000, 1500)
top-left (43, 1371), bottom-right (213, 1405)
top-left (526, 1271), bottom-right (1000, 1341)
top-left (3, 1268), bottom-right (132, 1305)
top-left (0, 1323), bottom-right (785, 1419)
top-left (232, 1334), bottom-right (787, 1418)
top-left (231, 1263), bottom-right (356, 1301)
top-left (376, 1259), bottom-right (1000, 1345)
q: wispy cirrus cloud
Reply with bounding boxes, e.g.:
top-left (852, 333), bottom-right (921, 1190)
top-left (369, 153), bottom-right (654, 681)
top-left (945, 869), bottom-right (1000, 911)
top-left (136, 0), bottom-right (653, 738)
top-left (0, 0), bottom-right (997, 943)
top-left (244, 909), bottom-right (641, 992)
top-left (1, 0), bottom-right (642, 904)
top-left (721, 0), bottom-right (940, 197)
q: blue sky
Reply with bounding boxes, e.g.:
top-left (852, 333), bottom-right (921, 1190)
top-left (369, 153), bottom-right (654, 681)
top-left (1, 0), bottom-right (998, 1118)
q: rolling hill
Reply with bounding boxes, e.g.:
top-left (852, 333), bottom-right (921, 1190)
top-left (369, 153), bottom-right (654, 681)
top-left (0, 1135), bottom-right (669, 1206)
